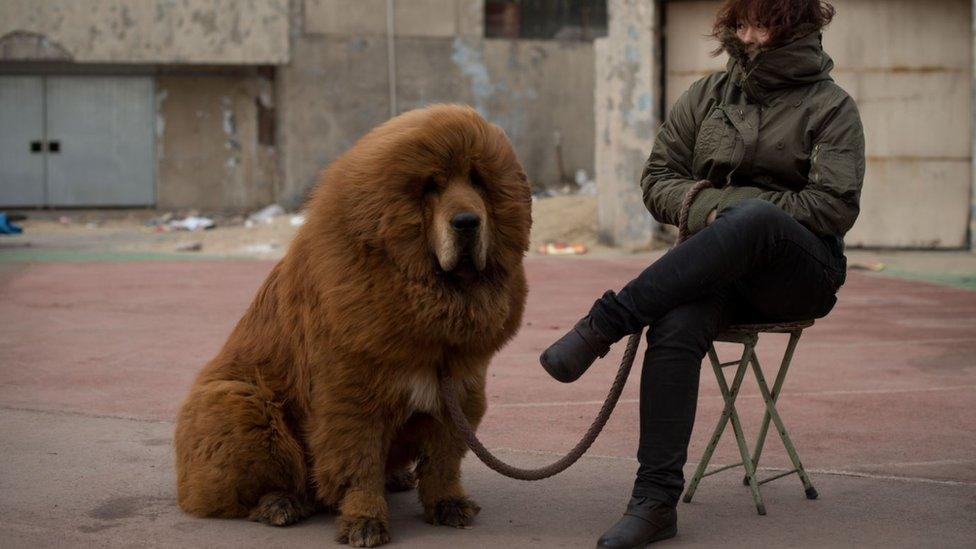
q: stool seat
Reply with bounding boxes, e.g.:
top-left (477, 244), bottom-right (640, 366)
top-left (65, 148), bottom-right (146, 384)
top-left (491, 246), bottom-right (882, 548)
top-left (722, 319), bottom-right (814, 334)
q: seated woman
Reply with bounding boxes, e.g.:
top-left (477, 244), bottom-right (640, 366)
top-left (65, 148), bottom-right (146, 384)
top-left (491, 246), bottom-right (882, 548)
top-left (540, 0), bottom-right (863, 547)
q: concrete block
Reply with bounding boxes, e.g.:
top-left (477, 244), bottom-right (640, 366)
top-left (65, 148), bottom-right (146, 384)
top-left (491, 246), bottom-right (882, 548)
top-left (594, 0), bottom-right (658, 248)
top-left (845, 158), bottom-right (970, 247)
top-left (663, 0), bottom-right (725, 73)
top-left (457, 0), bottom-right (484, 37)
top-left (483, 39), bottom-right (596, 190)
top-left (156, 75), bottom-right (275, 212)
top-left (277, 34), bottom-right (391, 208)
top-left (395, 0), bottom-right (457, 37)
top-left (825, 0), bottom-right (970, 71)
top-left (303, 0), bottom-right (386, 36)
top-left (836, 70), bottom-right (971, 159)
top-left (304, 0), bottom-right (471, 37)
top-left (0, 0), bottom-right (290, 64)
top-left (394, 36), bottom-right (472, 110)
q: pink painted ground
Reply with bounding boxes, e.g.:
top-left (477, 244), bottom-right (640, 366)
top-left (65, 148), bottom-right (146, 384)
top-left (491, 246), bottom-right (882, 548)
top-left (1, 257), bottom-right (974, 547)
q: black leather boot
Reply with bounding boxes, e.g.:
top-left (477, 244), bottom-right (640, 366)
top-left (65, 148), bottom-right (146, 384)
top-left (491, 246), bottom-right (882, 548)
top-left (596, 497), bottom-right (677, 548)
top-left (539, 316), bottom-right (612, 383)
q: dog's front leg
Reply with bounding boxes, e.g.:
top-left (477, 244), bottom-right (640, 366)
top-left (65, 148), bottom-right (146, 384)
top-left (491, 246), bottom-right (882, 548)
top-left (308, 394), bottom-right (392, 548)
top-left (417, 375), bottom-right (487, 528)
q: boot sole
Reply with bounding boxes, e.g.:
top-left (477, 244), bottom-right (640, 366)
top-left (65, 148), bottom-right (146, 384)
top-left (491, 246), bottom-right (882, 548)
top-left (596, 525), bottom-right (677, 549)
top-left (645, 525), bottom-right (677, 545)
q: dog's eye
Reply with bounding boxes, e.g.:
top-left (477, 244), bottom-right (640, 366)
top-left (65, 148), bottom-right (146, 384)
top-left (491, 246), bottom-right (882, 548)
top-left (469, 169), bottom-right (487, 190)
top-left (422, 179), bottom-right (439, 195)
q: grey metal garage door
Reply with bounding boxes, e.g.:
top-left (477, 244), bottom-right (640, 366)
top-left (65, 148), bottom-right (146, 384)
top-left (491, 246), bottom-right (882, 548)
top-left (0, 76), bottom-right (45, 206)
top-left (0, 75), bottom-right (154, 207)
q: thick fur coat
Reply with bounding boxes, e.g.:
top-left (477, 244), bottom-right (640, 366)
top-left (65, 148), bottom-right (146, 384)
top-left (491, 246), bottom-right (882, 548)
top-left (174, 104), bottom-right (532, 547)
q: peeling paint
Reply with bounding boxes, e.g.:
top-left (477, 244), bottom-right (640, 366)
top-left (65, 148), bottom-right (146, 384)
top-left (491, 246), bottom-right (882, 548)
top-left (155, 89), bottom-right (168, 159)
top-left (595, 0), bottom-right (657, 248)
top-left (0, 0), bottom-right (289, 64)
top-left (451, 36), bottom-right (494, 116)
top-left (0, 30), bottom-right (72, 61)
top-left (220, 96), bottom-right (241, 170)
top-left (191, 10), bottom-right (218, 34)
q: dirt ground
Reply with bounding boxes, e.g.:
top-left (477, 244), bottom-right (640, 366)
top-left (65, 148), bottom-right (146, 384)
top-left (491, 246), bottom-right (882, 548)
top-left (3, 196), bottom-right (976, 289)
top-left (3, 195), bottom-right (610, 259)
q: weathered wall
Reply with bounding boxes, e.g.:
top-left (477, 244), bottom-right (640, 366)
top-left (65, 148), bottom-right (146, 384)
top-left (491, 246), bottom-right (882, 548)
top-left (156, 74), bottom-right (276, 211)
top-left (483, 39), bottom-right (595, 193)
top-left (0, 0), bottom-right (289, 64)
top-left (663, 0), bottom-right (972, 248)
top-left (277, 0), bottom-right (596, 208)
top-left (594, 0), bottom-right (658, 249)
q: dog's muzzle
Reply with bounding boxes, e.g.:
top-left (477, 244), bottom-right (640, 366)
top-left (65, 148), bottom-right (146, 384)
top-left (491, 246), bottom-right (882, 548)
top-left (436, 211), bottom-right (488, 273)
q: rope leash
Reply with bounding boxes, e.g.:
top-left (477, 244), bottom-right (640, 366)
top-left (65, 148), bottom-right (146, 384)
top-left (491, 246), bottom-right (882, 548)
top-left (438, 180), bottom-right (714, 480)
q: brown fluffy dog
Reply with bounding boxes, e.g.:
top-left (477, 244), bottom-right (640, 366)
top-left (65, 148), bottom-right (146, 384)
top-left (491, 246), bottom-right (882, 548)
top-left (174, 104), bottom-right (531, 547)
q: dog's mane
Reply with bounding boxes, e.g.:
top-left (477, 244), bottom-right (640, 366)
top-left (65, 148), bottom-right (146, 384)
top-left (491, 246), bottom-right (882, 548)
top-left (282, 104), bottom-right (531, 359)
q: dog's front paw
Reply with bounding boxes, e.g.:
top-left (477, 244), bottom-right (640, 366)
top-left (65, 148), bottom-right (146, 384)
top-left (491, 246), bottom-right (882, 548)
top-left (336, 516), bottom-right (391, 547)
top-left (248, 492), bottom-right (313, 527)
top-left (424, 497), bottom-right (481, 528)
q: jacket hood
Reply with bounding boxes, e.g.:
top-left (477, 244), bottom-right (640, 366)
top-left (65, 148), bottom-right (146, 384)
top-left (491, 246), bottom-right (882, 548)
top-left (719, 25), bottom-right (834, 104)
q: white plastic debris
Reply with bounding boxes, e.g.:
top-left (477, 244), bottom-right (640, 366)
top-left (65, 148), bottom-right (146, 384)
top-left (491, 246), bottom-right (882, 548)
top-left (575, 168), bottom-right (589, 186)
top-left (170, 216), bottom-right (215, 231)
top-left (247, 204), bottom-right (285, 225)
top-left (241, 243), bottom-right (279, 254)
top-left (578, 181), bottom-right (597, 196)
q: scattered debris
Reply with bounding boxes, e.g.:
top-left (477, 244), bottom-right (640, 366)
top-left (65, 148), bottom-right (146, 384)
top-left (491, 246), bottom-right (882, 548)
top-left (145, 212), bottom-right (215, 232)
top-left (241, 243), bottom-right (279, 254)
top-left (174, 241), bottom-right (203, 252)
top-left (144, 212), bottom-right (174, 228)
top-left (85, 221), bottom-right (100, 229)
top-left (247, 204), bottom-right (285, 225)
top-left (59, 216), bottom-right (71, 225)
top-left (289, 214), bottom-right (306, 227)
top-left (537, 242), bottom-right (588, 255)
top-left (849, 261), bottom-right (886, 272)
top-left (0, 213), bottom-right (23, 235)
top-left (169, 216), bottom-right (215, 231)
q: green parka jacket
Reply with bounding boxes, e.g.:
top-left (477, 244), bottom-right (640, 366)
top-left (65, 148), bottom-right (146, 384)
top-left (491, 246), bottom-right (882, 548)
top-left (641, 29), bottom-right (865, 239)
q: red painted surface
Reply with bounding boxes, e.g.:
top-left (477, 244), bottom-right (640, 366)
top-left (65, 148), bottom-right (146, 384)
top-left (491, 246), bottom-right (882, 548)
top-left (1, 257), bottom-right (974, 484)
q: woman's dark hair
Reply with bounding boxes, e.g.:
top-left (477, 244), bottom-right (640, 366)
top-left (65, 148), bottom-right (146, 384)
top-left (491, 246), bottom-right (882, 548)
top-left (711, 0), bottom-right (836, 46)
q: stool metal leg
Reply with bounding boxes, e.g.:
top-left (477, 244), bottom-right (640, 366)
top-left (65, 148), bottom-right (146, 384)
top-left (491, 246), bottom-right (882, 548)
top-left (683, 339), bottom-right (767, 515)
top-left (723, 343), bottom-right (767, 515)
top-left (749, 345), bottom-right (819, 500)
top-left (743, 330), bottom-right (802, 485)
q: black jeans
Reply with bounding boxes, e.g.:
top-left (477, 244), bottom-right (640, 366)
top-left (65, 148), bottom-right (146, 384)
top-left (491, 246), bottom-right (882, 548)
top-left (588, 199), bottom-right (846, 507)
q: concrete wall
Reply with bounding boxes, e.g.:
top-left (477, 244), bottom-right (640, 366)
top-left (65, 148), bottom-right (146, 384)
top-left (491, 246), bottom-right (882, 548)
top-left (594, 0), bottom-right (659, 249)
top-left (663, 0), bottom-right (973, 248)
top-left (0, 0), bottom-right (289, 64)
top-left (277, 0), bottom-right (596, 208)
top-left (156, 74), bottom-right (276, 211)
top-left (482, 39), bottom-right (595, 192)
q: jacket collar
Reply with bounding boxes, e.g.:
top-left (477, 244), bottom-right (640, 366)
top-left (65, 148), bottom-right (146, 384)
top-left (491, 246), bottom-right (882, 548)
top-left (719, 25), bottom-right (834, 105)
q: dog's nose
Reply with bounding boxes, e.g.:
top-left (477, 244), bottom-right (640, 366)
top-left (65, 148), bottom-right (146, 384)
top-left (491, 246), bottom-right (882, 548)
top-left (451, 212), bottom-right (480, 233)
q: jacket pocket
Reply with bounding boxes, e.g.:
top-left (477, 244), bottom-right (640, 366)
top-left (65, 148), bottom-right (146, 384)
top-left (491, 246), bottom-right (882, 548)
top-left (693, 107), bottom-right (735, 178)
top-left (810, 143), bottom-right (861, 198)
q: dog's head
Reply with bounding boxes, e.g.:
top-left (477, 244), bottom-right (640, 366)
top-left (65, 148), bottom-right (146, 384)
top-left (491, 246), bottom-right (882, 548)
top-left (310, 104), bottom-right (532, 286)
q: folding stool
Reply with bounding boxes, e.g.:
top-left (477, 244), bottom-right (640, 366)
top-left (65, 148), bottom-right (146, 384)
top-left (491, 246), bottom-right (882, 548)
top-left (682, 320), bottom-right (819, 515)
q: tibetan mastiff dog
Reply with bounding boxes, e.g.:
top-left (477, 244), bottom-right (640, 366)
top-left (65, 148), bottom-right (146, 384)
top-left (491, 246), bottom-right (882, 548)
top-left (174, 104), bottom-right (531, 547)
